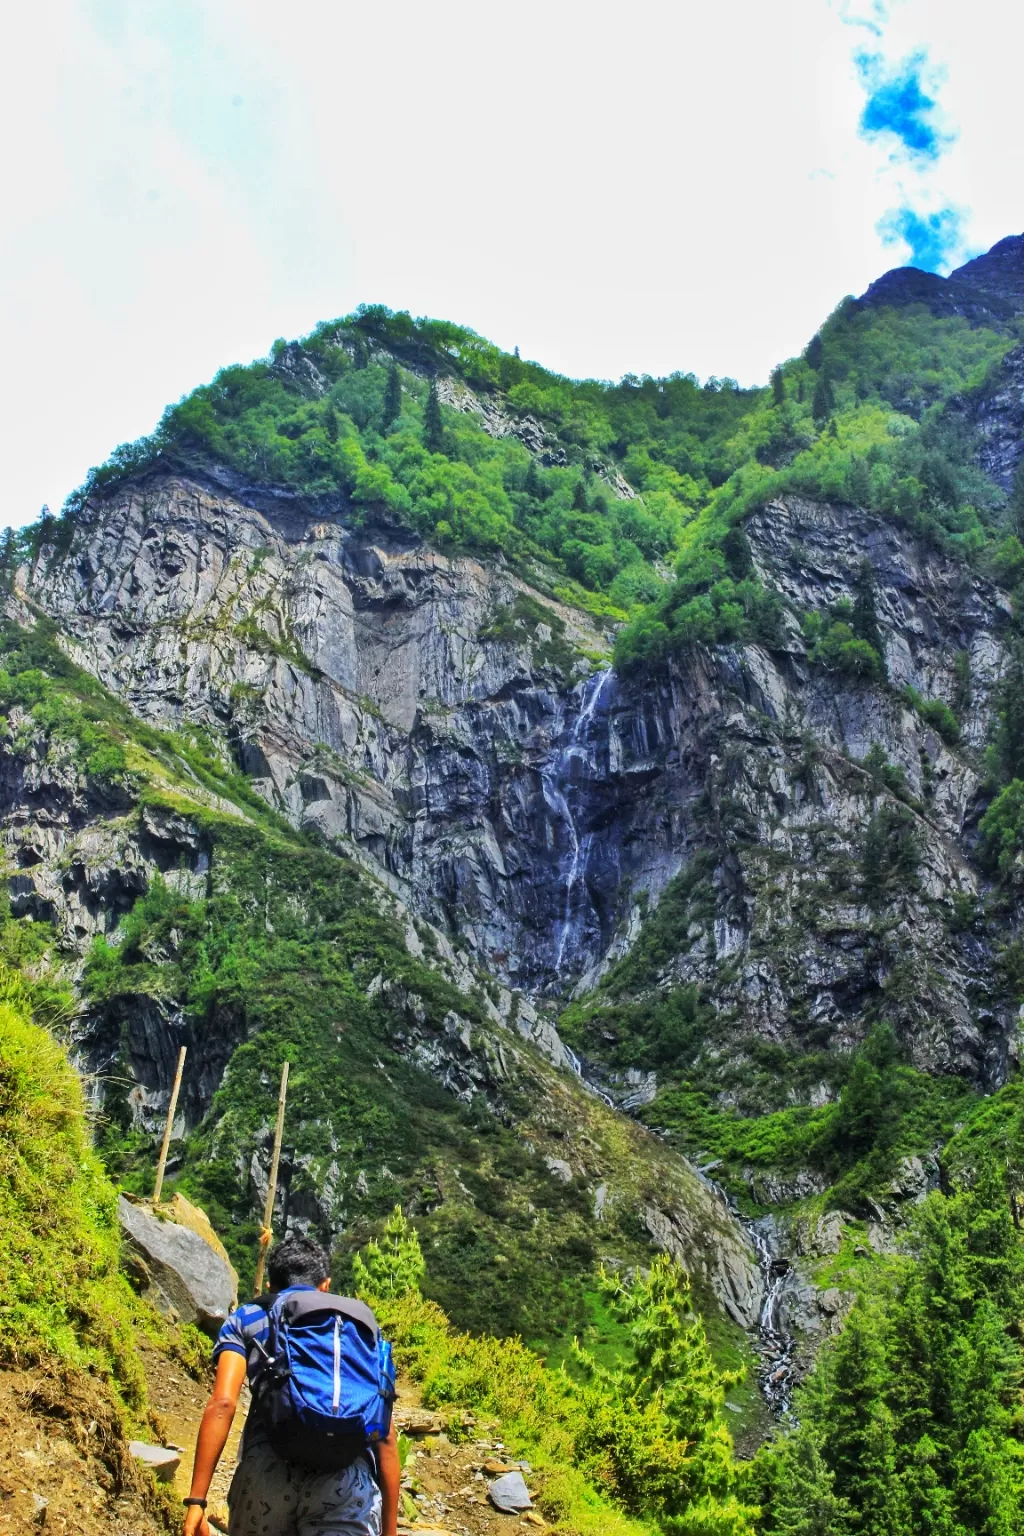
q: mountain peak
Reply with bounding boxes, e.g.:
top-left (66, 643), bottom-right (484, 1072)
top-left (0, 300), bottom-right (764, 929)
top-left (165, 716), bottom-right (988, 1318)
top-left (857, 230), bottom-right (1024, 328)
top-left (949, 231), bottom-right (1024, 306)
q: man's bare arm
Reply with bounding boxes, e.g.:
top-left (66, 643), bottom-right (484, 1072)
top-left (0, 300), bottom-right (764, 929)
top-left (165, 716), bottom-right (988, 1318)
top-left (377, 1418), bottom-right (400, 1536)
top-left (183, 1351), bottom-right (247, 1536)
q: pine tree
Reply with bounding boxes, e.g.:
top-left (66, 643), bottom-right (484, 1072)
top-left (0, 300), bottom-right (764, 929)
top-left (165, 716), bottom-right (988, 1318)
top-left (812, 374), bottom-right (835, 425)
top-left (381, 362), bottom-right (402, 434)
top-left (805, 333), bottom-right (824, 371)
top-left (771, 367), bottom-right (786, 406)
top-left (0, 527), bottom-right (15, 586)
top-left (771, 1425), bottom-right (849, 1536)
top-left (572, 479), bottom-right (588, 512)
top-left (851, 561), bottom-right (884, 657)
top-left (573, 1257), bottom-right (755, 1533)
top-left (989, 641), bottom-right (1024, 784)
top-left (847, 457), bottom-right (872, 507)
top-left (352, 1205), bottom-right (425, 1304)
top-left (423, 380), bottom-right (444, 453)
top-left (818, 1308), bottom-right (898, 1536)
top-left (325, 405), bottom-right (339, 442)
top-left (524, 459), bottom-right (544, 501)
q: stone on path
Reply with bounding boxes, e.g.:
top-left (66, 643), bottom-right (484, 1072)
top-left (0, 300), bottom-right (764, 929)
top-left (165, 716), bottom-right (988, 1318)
top-left (129, 1442), bottom-right (182, 1483)
top-left (487, 1469), bottom-right (533, 1511)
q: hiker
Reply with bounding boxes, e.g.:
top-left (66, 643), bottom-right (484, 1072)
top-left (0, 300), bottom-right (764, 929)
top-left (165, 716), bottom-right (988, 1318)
top-left (182, 1235), bottom-right (399, 1536)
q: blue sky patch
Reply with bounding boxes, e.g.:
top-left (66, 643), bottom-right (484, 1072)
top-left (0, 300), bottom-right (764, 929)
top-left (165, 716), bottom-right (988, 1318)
top-left (877, 206), bottom-right (964, 272)
top-left (855, 49), bottom-right (951, 161)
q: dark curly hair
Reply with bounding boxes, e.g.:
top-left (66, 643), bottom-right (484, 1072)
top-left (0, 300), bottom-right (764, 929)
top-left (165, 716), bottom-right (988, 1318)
top-left (267, 1234), bottom-right (331, 1291)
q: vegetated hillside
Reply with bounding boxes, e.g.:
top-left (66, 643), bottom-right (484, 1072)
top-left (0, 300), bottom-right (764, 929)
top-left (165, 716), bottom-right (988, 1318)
top-left (5, 234), bottom-right (1024, 1531)
top-left (0, 946), bottom-right (760, 1536)
top-left (0, 943), bottom-right (185, 1535)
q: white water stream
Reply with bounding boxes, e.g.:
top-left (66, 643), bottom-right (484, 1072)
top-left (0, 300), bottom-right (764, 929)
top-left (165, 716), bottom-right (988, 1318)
top-left (748, 1223), bottom-right (796, 1414)
top-left (541, 668), bottom-right (613, 974)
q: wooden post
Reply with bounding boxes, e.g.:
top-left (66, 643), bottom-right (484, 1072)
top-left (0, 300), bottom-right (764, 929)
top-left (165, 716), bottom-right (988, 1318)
top-left (153, 1045), bottom-right (187, 1204)
top-left (253, 1061), bottom-right (290, 1295)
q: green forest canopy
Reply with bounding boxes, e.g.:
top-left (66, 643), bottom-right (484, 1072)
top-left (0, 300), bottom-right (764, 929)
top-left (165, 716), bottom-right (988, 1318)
top-left (26, 294), bottom-right (1019, 670)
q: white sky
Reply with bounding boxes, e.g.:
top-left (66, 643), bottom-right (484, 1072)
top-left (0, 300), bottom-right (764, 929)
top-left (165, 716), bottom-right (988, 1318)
top-left (2, 0), bottom-right (1023, 527)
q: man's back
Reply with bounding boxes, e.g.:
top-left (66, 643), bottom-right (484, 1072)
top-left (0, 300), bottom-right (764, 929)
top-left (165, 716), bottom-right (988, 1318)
top-left (182, 1236), bottom-right (399, 1536)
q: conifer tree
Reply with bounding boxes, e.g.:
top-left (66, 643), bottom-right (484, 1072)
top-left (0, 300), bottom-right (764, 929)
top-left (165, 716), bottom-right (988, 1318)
top-left (805, 333), bottom-right (824, 371)
top-left (423, 380), bottom-right (444, 453)
top-left (381, 362), bottom-right (402, 434)
top-left (851, 561), bottom-right (883, 657)
top-left (524, 459), bottom-right (544, 501)
top-left (572, 479), bottom-right (588, 512)
top-left (325, 404), bottom-right (339, 442)
top-left (0, 527), bottom-right (15, 587)
top-left (352, 1204), bottom-right (425, 1303)
top-left (573, 1256), bottom-right (755, 1533)
top-left (847, 457), bottom-right (872, 507)
top-left (812, 374), bottom-right (835, 425)
top-left (818, 1308), bottom-right (898, 1536)
top-left (771, 1425), bottom-right (848, 1536)
top-left (988, 641), bottom-right (1024, 784)
top-left (771, 367), bottom-right (786, 406)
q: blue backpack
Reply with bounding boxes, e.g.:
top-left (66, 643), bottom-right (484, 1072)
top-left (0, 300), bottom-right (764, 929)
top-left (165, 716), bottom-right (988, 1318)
top-left (244, 1292), bottom-right (396, 1472)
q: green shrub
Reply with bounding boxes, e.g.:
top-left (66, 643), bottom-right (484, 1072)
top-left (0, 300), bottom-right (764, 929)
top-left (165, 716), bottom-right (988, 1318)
top-left (373, 1254), bottom-right (754, 1536)
top-left (0, 965), bottom-right (147, 1408)
top-left (904, 685), bottom-right (960, 745)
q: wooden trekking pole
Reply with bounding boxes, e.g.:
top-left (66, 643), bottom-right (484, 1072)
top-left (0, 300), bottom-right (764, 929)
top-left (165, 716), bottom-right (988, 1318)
top-left (253, 1061), bottom-right (290, 1295)
top-left (153, 1045), bottom-right (187, 1204)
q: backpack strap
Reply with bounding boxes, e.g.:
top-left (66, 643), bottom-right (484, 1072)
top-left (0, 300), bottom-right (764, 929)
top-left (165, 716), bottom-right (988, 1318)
top-left (277, 1292), bottom-right (380, 1342)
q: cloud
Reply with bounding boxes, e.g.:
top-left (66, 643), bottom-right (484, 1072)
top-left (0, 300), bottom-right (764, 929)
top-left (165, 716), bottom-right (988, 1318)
top-left (855, 49), bottom-right (953, 162)
top-left (838, 2), bottom-right (888, 39)
top-left (876, 205), bottom-right (966, 271)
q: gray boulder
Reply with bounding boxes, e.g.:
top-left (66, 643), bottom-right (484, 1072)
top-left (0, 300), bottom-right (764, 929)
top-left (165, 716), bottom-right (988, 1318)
top-left (488, 1471), bottom-right (533, 1511)
top-left (119, 1194), bottom-right (238, 1335)
top-left (129, 1442), bottom-right (182, 1483)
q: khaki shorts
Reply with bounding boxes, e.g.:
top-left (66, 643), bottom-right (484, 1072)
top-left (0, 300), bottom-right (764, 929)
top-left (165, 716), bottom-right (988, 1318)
top-left (228, 1443), bottom-right (381, 1536)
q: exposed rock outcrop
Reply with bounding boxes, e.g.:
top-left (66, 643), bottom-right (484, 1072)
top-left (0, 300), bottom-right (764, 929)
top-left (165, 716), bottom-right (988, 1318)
top-left (119, 1193), bottom-right (239, 1335)
top-left (13, 476), bottom-right (1018, 1088)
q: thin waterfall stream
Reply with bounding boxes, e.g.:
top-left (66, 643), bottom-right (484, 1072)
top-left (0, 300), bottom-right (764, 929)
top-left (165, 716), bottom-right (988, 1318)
top-left (541, 668), bottom-right (614, 975)
top-left (703, 1172), bottom-right (796, 1414)
top-left (748, 1222), bottom-right (796, 1414)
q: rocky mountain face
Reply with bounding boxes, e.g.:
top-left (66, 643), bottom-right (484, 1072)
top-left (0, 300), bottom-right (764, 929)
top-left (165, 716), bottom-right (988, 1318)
top-left (17, 473), bottom-right (1017, 1089)
top-left (4, 448), bottom-right (1018, 1380)
top-left (0, 547), bottom-right (769, 1357)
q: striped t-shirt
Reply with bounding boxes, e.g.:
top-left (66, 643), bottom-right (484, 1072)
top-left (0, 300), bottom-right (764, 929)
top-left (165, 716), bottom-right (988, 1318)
top-left (213, 1285), bottom-right (318, 1453)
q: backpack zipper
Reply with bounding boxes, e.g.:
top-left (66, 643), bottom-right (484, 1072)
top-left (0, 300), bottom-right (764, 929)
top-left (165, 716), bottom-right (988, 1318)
top-left (332, 1316), bottom-right (341, 1412)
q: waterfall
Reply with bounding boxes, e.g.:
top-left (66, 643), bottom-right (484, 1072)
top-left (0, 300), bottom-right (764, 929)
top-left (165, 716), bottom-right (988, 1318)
top-left (748, 1223), bottom-right (796, 1413)
top-left (563, 1042), bottom-right (616, 1108)
top-left (541, 668), bottom-right (613, 976)
top-left (700, 1175), bottom-right (796, 1415)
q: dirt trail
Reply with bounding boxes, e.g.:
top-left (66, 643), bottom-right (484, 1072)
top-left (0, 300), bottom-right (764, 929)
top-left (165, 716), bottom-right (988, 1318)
top-left (140, 1341), bottom-right (245, 1528)
top-left (0, 1363), bottom-right (171, 1536)
top-left (141, 1352), bottom-right (548, 1536)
